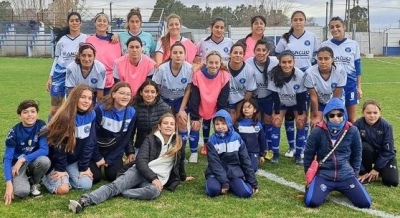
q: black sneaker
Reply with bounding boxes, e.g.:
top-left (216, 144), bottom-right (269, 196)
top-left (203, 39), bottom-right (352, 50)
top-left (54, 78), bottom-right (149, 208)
top-left (361, 180), bottom-right (370, 185)
top-left (68, 199), bottom-right (85, 213)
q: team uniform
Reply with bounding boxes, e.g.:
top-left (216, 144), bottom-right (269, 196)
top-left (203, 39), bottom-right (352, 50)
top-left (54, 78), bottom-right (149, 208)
top-left (267, 67), bottom-right (307, 159)
top-left (90, 104), bottom-right (136, 183)
top-left (228, 62), bottom-right (257, 108)
top-left (196, 37), bottom-right (233, 64)
top-left (43, 110), bottom-right (96, 193)
top-left (321, 38), bottom-right (361, 106)
top-left (113, 54), bottom-right (156, 96)
top-left (155, 36), bottom-right (197, 63)
top-left (304, 64), bottom-right (347, 111)
top-left (3, 120), bottom-right (50, 197)
top-left (275, 31), bottom-right (319, 72)
top-left (86, 34), bottom-right (122, 93)
top-left (49, 34), bottom-right (88, 97)
top-left (118, 31), bottom-right (156, 57)
top-left (65, 60), bottom-right (106, 101)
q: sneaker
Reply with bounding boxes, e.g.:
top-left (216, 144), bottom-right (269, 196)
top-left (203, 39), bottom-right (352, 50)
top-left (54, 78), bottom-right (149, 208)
top-left (284, 148), bottom-right (295, 158)
top-left (271, 156), bottom-right (279, 164)
top-left (295, 156), bottom-right (304, 165)
top-left (68, 199), bottom-right (85, 214)
top-left (200, 145), bottom-right (207, 156)
top-left (30, 184), bottom-right (42, 197)
top-left (265, 150), bottom-right (274, 160)
top-left (189, 153), bottom-right (198, 163)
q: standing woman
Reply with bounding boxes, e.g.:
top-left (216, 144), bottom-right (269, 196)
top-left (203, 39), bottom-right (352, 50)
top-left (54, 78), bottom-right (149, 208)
top-left (321, 16), bottom-right (362, 123)
top-left (227, 42), bottom-right (257, 124)
top-left (113, 36), bottom-right (156, 97)
top-left (245, 40), bottom-right (279, 157)
top-left (154, 13), bottom-right (197, 66)
top-left (42, 84), bottom-right (96, 195)
top-left (90, 82), bottom-right (136, 184)
top-left (46, 12), bottom-right (87, 116)
top-left (267, 50), bottom-right (307, 164)
top-left (195, 17), bottom-right (233, 64)
top-left (118, 8), bottom-right (156, 57)
top-left (188, 51), bottom-right (231, 163)
top-left (355, 100), bottom-right (399, 187)
top-left (153, 42), bottom-right (193, 150)
top-left (132, 80), bottom-right (170, 152)
top-left (86, 12), bottom-right (122, 95)
top-left (304, 46), bottom-right (347, 127)
top-left (65, 43), bottom-right (106, 104)
top-left (237, 15), bottom-right (275, 60)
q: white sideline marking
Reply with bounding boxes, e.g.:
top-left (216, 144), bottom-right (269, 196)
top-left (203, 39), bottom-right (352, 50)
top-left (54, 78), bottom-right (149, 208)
top-left (256, 169), bottom-right (400, 218)
top-left (373, 59), bottom-right (400, 66)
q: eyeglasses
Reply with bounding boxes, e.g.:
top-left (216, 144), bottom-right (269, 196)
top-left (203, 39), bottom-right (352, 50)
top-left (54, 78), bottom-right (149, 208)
top-left (328, 112), bottom-right (343, 118)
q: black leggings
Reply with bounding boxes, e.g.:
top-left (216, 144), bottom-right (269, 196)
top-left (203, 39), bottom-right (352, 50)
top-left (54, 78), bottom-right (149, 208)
top-left (90, 158), bottom-right (124, 184)
top-left (360, 142), bottom-right (399, 187)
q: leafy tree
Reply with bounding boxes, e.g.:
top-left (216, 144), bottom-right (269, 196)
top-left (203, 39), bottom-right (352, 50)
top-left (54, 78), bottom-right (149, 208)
top-left (0, 1), bottom-right (13, 21)
top-left (347, 5), bottom-right (368, 32)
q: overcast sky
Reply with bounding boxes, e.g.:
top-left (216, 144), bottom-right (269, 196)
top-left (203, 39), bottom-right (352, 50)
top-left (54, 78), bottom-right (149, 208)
top-left (79, 0), bottom-right (400, 31)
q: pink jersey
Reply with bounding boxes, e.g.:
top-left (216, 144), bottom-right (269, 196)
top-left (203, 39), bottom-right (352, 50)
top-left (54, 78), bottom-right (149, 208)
top-left (113, 54), bottom-right (156, 96)
top-left (192, 69), bottom-right (231, 120)
top-left (86, 36), bottom-right (122, 88)
top-left (157, 37), bottom-right (197, 63)
top-left (243, 37), bottom-right (257, 60)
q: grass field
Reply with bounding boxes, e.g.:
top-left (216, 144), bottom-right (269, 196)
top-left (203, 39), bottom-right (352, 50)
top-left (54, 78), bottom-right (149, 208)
top-left (0, 57), bottom-right (399, 217)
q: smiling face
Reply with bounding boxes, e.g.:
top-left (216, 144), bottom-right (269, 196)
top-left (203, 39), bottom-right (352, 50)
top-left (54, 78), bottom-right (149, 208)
top-left (68, 14), bottom-right (81, 33)
top-left (170, 45), bottom-right (185, 65)
top-left (167, 17), bottom-right (181, 37)
top-left (140, 84), bottom-right (157, 105)
top-left (79, 48), bottom-right (95, 69)
top-left (254, 43), bottom-right (269, 63)
top-left (19, 107), bottom-right (38, 127)
top-left (329, 20), bottom-right (345, 40)
top-left (279, 55), bottom-right (295, 74)
top-left (112, 87), bottom-right (132, 109)
top-left (77, 90), bottom-right (93, 112)
top-left (128, 15), bottom-right (142, 33)
top-left (327, 109), bottom-right (344, 124)
top-left (158, 116), bottom-right (176, 137)
top-left (363, 104), bottom-right (381, 125)
top-left (214, 118), bottom-right (228, 133)
top-left (206, 54), bottom-right (222, 75)
top-left (95, 15), bottom-right (109, 33)
top-left (229, 45), bottom-right (244, 64)
top-left (251, 17), bottom-right (265, 36)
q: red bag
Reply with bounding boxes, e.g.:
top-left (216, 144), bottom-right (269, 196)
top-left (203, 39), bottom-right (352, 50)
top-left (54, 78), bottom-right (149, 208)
top-left (306, 157), bottom-right (319, 184)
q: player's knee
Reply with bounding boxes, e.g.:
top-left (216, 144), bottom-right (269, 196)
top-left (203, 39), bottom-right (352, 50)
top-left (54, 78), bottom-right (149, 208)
top-left (55, 184), bottom-right (70, 195)
top-left (272, 118), bottom-right (282, 127)
top-left (14, 187), bottom-right (30, 198)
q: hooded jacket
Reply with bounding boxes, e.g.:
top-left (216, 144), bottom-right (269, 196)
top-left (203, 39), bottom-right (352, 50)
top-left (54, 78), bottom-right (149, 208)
top-left (303, 98), bottom-right (362, 181)
top-left (205, 110), bottom-right (258, 189)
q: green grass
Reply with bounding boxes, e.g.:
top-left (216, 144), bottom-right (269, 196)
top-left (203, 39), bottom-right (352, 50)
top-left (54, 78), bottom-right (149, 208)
top-left (0, 57), bottom-right (399, 217)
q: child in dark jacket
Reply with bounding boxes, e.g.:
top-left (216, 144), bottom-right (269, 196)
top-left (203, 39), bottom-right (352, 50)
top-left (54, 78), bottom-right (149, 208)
top-left (205, 109), bottom-right (259, 198)
top-left (235, 99), bottom-right (266, 172)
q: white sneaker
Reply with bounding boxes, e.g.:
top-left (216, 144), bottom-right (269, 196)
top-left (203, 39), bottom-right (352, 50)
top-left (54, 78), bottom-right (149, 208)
top-left (30, 184), bottom-right (41, 197)
top-left (189, 153), bottom-right (198, 163)
top-left (284, 149), bottom-right (295, 158)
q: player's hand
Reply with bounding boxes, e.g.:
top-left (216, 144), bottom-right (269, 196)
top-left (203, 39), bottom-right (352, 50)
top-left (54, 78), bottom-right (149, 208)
top-left (125, 154), bottom-right (135, 164)
top-left (4, 182), bottom-right (14, 205)
top-left (46, 78), bottom-right (52, 92)
top-left (96, 158), bottom-right (106, 168)
top-left (152, 179), bottom-right (163, 191)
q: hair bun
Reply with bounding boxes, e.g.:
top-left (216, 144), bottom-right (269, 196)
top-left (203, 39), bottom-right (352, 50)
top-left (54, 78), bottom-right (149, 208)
top-left (130, 8), bottom-right (140, 13)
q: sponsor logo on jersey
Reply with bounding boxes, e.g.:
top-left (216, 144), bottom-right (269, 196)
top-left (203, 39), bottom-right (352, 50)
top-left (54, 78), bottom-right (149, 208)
top-left (292, 50), bottom-right (309, 56)
top-left (304, 40), bottom-right (311, 46)
top-left (84, 126), bottom-right (91, 133)
top-left (334, 56), bottom-right (351, 63)
top-left (91, 78), bottom-right (98, 84)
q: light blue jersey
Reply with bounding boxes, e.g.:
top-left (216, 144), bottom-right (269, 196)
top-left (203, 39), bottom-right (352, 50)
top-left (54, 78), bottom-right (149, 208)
top-left (245, 56), bottom-right (279, 98)
top-left (119, 31), bottom-right (156, 57)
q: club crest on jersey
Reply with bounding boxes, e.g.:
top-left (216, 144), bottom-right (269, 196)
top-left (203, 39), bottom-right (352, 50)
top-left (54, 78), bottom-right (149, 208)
top-left (345, 47), bottom-right (351, 52)
top-left (91, 78), bottom-right (98, 84)
top-left (181, 78), bottom-right (188, 84)
top-left (28, 139), bottom-right (32, 146)
top-left (304, 40), bottom-right (311, 46)
top-left (254, 126), bottom-right (260, 131)
top-left (360, 130), bottom-right (366, 138)
top-left (84, 126), bottom-right (91, 133)
top-left (331, 83), bottom-right (338, 88)
top-left (224, 47), bottom-right (229, 53)
top-left (239, 78), bottom-right (246, 84)
top-left (293, 84), bottom-right (300, 90)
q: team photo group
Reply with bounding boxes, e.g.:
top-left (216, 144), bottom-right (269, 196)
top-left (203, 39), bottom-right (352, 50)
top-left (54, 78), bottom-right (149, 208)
top-left (3, 8), bottom-right (399, 214)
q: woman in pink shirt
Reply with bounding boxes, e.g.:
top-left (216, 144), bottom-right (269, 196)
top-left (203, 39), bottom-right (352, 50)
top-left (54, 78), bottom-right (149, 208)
top-left (154, 13), bottom-right (197, 66)
top-left (113, 36), bottom-right (156, 97)
top-left (237, 15), bottom-right (276, 60)
top-left (86, 12), bottom-right (122, 95)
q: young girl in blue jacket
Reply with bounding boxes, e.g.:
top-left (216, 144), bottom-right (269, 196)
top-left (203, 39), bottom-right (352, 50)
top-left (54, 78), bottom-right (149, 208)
top-left (235, 99), bottom-right (266, 172)
top-left (42, 84), bottom-right (96, 195)
top-left (205, 109), bottom-right (258, 198)
top-left (303, 98), bottom-right (372, 208)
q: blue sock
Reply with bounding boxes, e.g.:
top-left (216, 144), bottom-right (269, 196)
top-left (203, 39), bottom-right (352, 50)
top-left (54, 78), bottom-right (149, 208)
top-left (296, 128), bottom-right (305, 157)
top-left (202, 119), bottom-right (211, 144)
top-left (262, 123), bottom-right (272, 150)
top-left (189, 130), bottom-right (200, 153)
top-left (271, 126), bottom-right (281, 157)
top-left (285, 120), bottom-right (295, 150)
top-left (179, 130), bottom-right (188, 150)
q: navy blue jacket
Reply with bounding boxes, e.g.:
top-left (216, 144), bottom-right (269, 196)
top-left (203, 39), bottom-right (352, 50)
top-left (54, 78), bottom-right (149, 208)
top-left (205, 110), bottom-right (258, 189)
top-left (303, 98), bottom-right (362, 181)
top-left (235, 118), bottom-right (266, 156)
top-left (49, 111), bottom-right (96, 172)
top-left (354, 117), bottom-right (396, 172)
top-left (92, 104), bottom-right (136, 166)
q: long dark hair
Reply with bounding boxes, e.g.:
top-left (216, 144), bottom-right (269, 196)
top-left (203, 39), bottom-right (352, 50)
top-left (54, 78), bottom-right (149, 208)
top-left (244, 15), bottom-right (266, 41)
top-left (235, 98), bottom-right (260, 128)
top-left (269, 50), bottom-right (295, 88)
top-left (317, 46), bottom-right (336, 68)
top-left (282, 11), bottom-right (306, 43)
top-left (254, 40), bottom-right (271, 83)
top-left (126, 8), bottom-right (142, 30)
top-left (132, 79), bottom-right (160, 105)
top-left (205, 17), bottom-right (226, 41)
top-left (53, 12), bottom-right (81, 42)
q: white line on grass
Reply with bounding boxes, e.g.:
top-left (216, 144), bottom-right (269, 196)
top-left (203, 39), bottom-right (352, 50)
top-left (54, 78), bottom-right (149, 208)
top-left (373, 59), bottom-right (400, 66)
top-left (256, 169), bottom-right (400, 218)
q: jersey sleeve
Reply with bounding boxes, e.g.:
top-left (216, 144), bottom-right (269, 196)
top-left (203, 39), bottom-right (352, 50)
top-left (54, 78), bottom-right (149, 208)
top-left (3, 129), bottom-right (17, 182)
top-left (97, 64), bottom-right (106, 90)
top-left (152, 67), bottom-right (162, 85)
top-left (303, 71), bottom-right (314, 89)
top-left (337, 66), bottom-right (347, 87)
top-left (155, 39), bottom-right (164, 54)
top-left (275, 38), bottom-right (286, 54)
top-left (245, 66), bottom-right (257, 92)
top-left (65, 65), bottom-right (76, 88)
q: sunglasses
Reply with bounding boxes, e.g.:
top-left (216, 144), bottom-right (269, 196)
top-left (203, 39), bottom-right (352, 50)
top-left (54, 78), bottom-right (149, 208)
top-left (328, 112), bottom-right (344, 118)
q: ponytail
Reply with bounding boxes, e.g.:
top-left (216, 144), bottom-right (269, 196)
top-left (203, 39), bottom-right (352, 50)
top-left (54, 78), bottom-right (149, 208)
top-left (53, 26), bottom-right (70, 43)
top-left (282, 27), bottom-right (294, 43)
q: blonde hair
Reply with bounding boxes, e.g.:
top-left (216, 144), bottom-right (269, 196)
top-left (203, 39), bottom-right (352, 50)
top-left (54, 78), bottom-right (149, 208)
top-left (160, 13), bottom-right (182, 55)
top-left (206, 50), bottom-right (228, 71)
top-left (152, 113), bottom-right (182, 158)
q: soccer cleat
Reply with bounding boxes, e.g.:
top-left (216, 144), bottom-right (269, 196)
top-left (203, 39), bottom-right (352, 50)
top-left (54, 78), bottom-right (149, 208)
top-left (295, 156), bottom-right (304, 165)
top-left (200, 145), bottom-right (207, 156)
top-left (284, 148), bottom-right (295, 158)
top-left (68, 199), bottom-right (84, 214)
top-left (30, 184), bottom-right (42, 197)
top-left (265, 150), bottom-right (274, 160)
top-left (188, 153), bottom-right (198, 163)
